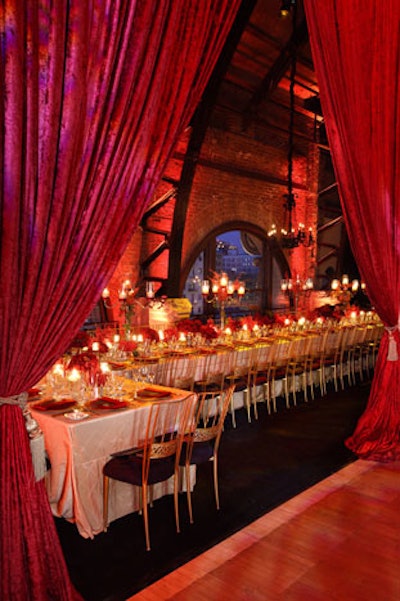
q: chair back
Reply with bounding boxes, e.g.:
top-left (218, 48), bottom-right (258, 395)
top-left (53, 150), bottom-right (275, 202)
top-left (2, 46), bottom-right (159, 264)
top-left (141, 395), bottom-right (196, 482)
top-left (158, 354), bottom-right (197, 391)
top-left (187, 386), bottom-right (234, 456)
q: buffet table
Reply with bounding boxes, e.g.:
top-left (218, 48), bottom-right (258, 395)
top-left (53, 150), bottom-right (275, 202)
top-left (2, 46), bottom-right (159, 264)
top-left (31, 384), bottom-right (196, 539)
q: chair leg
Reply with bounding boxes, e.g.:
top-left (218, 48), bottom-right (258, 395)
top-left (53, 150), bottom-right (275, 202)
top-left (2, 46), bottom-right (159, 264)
top-left (103, 475), bottom-right (109, 532)
top-left (291, 371), bottom-right (297, 406)
top-left (212, 456), bottom-right (220, 510)
top-left (302, 369), bottom-right (308, 403)
top-left (251, 382), bottom-right (258, 420)
top-left (174, 469), bottom-right (180, 534)
top-left (230, 394), bottom-right (236, 428)
top-left (142, 484), bottom-right (151, 551)
top-left (263, 381), bottom-right (271, 414)
top-left (185, 462), bottom-right (194, 524)
top-left (244, 389), bottom-right (252, 423)
top-left (284, 376), bottom-right (290, 409)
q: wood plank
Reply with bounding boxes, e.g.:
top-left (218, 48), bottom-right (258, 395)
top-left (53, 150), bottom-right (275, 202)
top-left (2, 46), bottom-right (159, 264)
top-left (127, 460), bottom-right (400, 601)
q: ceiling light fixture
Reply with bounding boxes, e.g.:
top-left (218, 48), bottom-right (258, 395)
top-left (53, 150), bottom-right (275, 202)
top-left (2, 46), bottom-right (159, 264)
top-left (270, 0), bottom-right (313, 249)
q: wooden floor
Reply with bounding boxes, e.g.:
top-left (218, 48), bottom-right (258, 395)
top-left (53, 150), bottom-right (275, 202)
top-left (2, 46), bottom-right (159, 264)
top-left (128, 459), bottom-right (400, 601)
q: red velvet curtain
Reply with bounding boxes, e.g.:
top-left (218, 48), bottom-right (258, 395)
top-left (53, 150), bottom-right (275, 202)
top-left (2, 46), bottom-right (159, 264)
top-left (0, 1), bottom-right (241, 599)
top-left (304, 1), bottom-right (400, 460)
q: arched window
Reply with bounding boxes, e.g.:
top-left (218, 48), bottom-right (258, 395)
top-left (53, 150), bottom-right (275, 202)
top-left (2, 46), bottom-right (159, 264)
top-left (183, 228), bottom-right (290, 319)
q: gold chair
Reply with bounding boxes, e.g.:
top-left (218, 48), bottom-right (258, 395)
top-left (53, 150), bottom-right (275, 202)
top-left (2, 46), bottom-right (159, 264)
top-left (249, 342), bottom-right (276, 414)
top-left (302, 329), bottom-right (327, 400)
top-left (194, 349), bottom-right (235, 424)
top-left (180, 385), bottom-right (235, 524)
top-left (158, 353), bottom-right (196, 391)
top-left (285, 335), bottom-right (313, 406)
top-left (224, 346), bottom-right (256, 423)
top-left (102, 394), bottom-right (195, 551)
top-left (269, 336), bottom-right (293, 409)
top-left (320, 327), bottom-right (344, 394)
top-left (339, 325), bottom-right (357, 389)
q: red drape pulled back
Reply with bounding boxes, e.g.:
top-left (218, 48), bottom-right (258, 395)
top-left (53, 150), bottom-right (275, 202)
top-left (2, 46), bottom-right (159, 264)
top-left (0, 1), bottom-right (241, 599)
top-left (304, 0), bottom-right (400, 460)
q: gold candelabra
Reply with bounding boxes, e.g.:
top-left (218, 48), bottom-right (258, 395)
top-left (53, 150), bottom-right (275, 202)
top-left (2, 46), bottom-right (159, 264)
top-left (201, 272), bottom-right (245, 329)
top-left (281, 275), bottom-right (314, 314)
top-left (329, 275), bottom-right (366, 309)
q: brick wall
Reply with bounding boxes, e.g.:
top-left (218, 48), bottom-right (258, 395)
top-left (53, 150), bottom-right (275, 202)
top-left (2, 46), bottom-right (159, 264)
top-left (107, 112), bottom-right (319, 318)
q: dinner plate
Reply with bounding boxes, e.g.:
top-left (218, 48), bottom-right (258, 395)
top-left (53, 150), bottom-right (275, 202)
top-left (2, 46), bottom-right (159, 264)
top-left (63, 410), bottom-right (90, 421)
top-left (34, 398), bottom-right (77, 411)
top-left (89, 397), bottom-right (128, 410)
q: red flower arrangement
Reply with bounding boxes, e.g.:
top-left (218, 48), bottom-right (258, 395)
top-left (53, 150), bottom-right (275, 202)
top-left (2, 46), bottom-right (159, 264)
top-left (199, 321), bottom-right (218, 340)
top-left (94, 327), bottom-right (116, 345)
top-left (67, 351), bottom-right (99, 374)
top-left (176, 319), bottom-right (204, 334)
top-left (225, 317), bottom-right (241, 332)
top-left (118, 340), bottom-right (138, 353)
top-left (163, 327), bottom-right (179, 342)
top-left (134, 327), bottom-right (159, 342)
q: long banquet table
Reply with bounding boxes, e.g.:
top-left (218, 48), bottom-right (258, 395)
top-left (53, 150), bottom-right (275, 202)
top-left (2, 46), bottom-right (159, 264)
top-left (31, 383), bottom-right (196, 539)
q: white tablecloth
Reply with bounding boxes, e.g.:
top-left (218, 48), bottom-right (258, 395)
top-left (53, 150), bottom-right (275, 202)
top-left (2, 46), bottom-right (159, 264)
top-left (32, 387), bottom-right (196, 539)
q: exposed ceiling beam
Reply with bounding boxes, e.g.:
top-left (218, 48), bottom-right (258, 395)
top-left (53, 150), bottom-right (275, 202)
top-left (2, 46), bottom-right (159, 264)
top-left (243, 17), bottom-right (308, 123)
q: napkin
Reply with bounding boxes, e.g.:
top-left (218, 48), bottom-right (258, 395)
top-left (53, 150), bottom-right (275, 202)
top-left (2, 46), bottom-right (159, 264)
top-left (34, 398), bottom-right (76, 411)
top-left (89, 397), bottom-right (128, 410)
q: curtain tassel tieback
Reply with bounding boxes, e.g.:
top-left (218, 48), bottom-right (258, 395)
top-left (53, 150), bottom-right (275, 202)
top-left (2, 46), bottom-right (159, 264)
top-left (385, 326), bottom-right (398, 362)
top-left (0, 392), bottom-right (47, 481)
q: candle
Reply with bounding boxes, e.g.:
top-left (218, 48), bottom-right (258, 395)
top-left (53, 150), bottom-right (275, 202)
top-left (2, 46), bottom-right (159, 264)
top-left (238, 283), bottom-right (245, 296)
top-left (100, 362), bottom-right (110, 373)
top-left (146, 281), bottom-right (155, 299)
top-left (92, 342), bottom-right (100, 352)
top-left (179, 332), bottom-right (186, 342)
top-left (331, 279), bottom-right (339, 291)
top-left (113, 334), bottom-right (120, 343)
top-left (227, 282), bottom-right (235, 295)
top-left (158, 330), bottom-right (164, 341)
top-left (201, 280), bottom-right (210, 295)
top-left (53, 363), bottom-right (64, 376)
top-left (220, 275), bottom-right (228, 288)
top-left (102, 288), bottom-right (110, 299)
top-left (137, 334), bottom-right (144, 343)
top-left (67, 368), bottom-right (80, 382)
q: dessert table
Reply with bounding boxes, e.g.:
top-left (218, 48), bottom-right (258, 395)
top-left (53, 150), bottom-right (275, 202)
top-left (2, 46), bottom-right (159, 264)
top-left (31, 383), bottom-right (196, 539)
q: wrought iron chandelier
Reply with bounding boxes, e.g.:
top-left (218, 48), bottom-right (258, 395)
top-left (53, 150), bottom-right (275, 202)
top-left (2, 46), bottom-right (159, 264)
top-left (269, 0), bottom-right (313, 250)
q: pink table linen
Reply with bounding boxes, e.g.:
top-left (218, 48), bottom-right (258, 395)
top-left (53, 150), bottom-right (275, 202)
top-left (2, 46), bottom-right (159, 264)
top-left (32, 388), bottom-right (196, 539)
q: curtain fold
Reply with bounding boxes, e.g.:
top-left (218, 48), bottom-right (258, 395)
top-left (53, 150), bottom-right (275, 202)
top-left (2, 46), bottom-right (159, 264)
top-left (0, 1), bottom-right (241, 599)
top-left (304, 0), bottom-right (400, 460)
